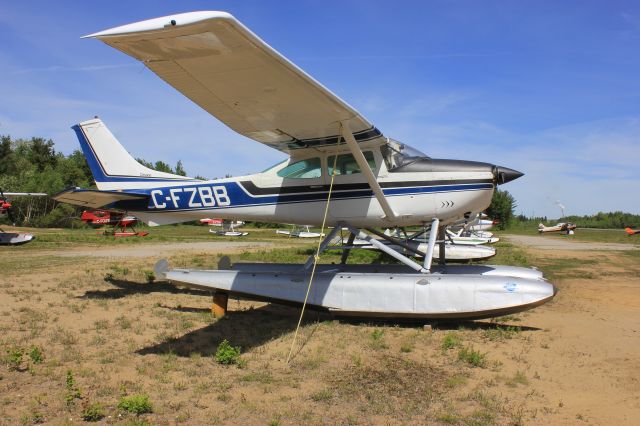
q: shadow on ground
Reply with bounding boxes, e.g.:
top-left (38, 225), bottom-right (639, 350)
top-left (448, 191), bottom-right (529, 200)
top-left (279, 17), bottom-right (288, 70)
top-left (80, 279), bottom-right (542, 355)
top-left (78, 278), bottom-right (208, 299)
top-left (136, 304), bottom-right (305, 357)
top-left (136, 302), bottom-right (541, 357)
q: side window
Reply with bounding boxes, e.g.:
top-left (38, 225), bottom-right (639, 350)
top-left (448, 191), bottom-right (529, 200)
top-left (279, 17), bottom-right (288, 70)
top-left (277, 157), bottom-right (322, 179)
top-left (327, 151), bottom-right (376, 176)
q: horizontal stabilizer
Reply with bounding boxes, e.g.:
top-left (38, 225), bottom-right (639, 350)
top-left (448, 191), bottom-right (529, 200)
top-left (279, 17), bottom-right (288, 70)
top-left (52, 187), bottom-right (148, 209)
top-left (2, 192), bottom-right (48, 197)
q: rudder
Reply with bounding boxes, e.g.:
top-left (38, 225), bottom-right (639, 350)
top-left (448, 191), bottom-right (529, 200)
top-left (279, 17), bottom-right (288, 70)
top-left (73, 118), bottom-right (196, 190)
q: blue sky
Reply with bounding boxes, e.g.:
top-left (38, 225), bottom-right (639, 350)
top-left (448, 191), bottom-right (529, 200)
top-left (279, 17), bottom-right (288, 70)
top-left (1, 0), bottom-right (639, 218)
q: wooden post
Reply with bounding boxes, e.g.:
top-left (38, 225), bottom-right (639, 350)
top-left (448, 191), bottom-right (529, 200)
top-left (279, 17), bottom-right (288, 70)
top-left (211, 293), bottom-right (229, 318)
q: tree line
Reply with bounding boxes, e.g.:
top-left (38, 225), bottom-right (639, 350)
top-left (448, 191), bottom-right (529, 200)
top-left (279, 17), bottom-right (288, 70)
top-left (0, 135), bottom-right (188, 227)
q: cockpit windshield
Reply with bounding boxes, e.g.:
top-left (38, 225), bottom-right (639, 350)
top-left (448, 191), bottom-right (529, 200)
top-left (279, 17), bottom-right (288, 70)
top-left (381, 138), bottom-right (429, 170)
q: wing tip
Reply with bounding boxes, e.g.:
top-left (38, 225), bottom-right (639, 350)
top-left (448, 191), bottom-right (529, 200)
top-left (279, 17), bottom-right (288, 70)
top-left (81, 11), bottom-right (235, 39)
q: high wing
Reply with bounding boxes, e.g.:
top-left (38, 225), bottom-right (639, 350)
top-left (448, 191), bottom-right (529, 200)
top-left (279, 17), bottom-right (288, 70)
top-left (52, 187), bottom-right (148, 210)
top-left (85, 11), bottom-right (385, 153)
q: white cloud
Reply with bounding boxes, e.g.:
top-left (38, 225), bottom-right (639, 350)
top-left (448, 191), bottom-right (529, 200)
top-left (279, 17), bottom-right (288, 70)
top-left (380, 114), bottom-right (640, 218)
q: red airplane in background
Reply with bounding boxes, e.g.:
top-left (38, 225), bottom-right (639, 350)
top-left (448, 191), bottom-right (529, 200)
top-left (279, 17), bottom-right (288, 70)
top-left (1, 189), bottom-right (47, 245)
top-left (199, 218), bottom-right (223, 226)
top-left (81, 210), bottom-right (148, 237)
top-left (0, 198), bottom-right (12, 221)
top-left (625, 227), bottom-right (640, 236)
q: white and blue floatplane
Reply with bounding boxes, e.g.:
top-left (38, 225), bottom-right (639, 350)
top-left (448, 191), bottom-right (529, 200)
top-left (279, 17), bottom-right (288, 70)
top-left (54, 11), bottom-right (555, 319)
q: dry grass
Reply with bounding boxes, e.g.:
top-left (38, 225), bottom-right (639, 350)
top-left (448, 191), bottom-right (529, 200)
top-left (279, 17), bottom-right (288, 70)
top-left (0, 235), bottom-right (638, 424)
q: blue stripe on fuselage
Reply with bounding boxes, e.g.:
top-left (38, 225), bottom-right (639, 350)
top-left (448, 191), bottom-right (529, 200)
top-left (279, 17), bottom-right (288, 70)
top-left (109, 181), bottom-right (493, 212)
top-left (73, 124), bottom-right (109, 182)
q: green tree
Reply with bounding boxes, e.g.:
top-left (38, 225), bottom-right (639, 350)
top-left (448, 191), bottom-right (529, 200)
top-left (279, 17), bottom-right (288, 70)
top-left (153, 160), bottom-right (173, 173)
top-left (175, 160), bottom-right (187, 176)
top-left (26, 137), bottom-right (57, 171)
top-left (136, 157), bottom-right (154, 169)
top-left (0, 135), bottom-right (16, 175)
top-left (487, 189), bottom-right (516, 230)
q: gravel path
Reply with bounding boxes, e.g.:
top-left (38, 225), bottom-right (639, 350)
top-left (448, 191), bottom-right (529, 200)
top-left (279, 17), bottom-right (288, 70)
top-left (502, 234), bottom-right (638, 251)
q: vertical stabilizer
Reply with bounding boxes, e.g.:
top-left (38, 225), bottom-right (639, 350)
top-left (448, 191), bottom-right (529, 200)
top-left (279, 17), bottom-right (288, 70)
top-left (73, 118), bottom-right (196, 190)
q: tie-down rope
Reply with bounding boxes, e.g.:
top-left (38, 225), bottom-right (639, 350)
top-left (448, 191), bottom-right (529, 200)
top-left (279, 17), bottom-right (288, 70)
top-left (286, 125), bottom-right (343, 364)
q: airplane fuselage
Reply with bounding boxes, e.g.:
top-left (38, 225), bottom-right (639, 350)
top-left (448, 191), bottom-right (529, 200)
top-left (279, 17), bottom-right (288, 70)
top-left (106, 142), bottom-right (503, 228)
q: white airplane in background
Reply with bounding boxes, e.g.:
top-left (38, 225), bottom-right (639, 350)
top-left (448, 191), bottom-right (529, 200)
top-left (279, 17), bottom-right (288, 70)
top-left (445, 228), bottom-right (499, 245)
top-left (458, 213), bottom-right (496, 233)
top-left (276, 225), bottom-right (325, 239)
top-left (200, 218), bottom-right (248, 236)
top-left (200, 218), bottom-right (245, 228)
top-left (538, 222), bottom-right (577, 234)
top-left (54, 11), bottom-right (555, 319)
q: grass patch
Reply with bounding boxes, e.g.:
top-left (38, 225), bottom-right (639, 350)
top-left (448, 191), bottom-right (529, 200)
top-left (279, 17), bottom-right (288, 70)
top-left (81, 401), bottom-right (105, 422)
top-left (240, 371), bottom-right (273, 384)
top-left (483, 325), bottom-right (521, 341)
top-left (622, 249), bottom-right (640, 259)
top-left (118, 394), bottom-right (152, 415)
top-left (65, 370), bottom-right (82, 405)
top-left (457, 347), bottom-right (487, 368)
top-left (370, 328), bottom-right (388, 350)
top-left (538, 257), bottom-right (599, 281)
top-left (214, 339), bottom-right (241, 365)
top-left (4, 346), bottom-right (24, 371)
top-left (505, 371), bottom-right (529, 387)
top-left (310, 388), bottom-right (333, 402)
top-left (441, 332), bottom-right (462, 350)
top-left (445, 373), bottom-right (468, 389)
top-left (327, 355), bottom-right (447, 417)
top-left (485, 242), bottom-right (530, 267)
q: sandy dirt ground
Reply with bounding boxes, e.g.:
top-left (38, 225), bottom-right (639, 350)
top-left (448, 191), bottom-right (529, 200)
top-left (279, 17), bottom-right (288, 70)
top-left (502, 245), bottom-right (640, 424)
top-left (0, 236), bottom-right (638, 425)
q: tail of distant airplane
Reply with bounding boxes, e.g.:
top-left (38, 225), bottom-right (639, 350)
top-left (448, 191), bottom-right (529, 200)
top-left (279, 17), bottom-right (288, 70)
top-left (73, 118), bottom-right (197, 191)
top-left (625, 227), bottom-right (639, 236)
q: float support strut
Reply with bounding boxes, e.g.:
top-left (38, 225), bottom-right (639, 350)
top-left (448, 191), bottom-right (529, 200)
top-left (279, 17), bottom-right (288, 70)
top-left (303, 223), bottom-right (344, 270)
top-left (423, 218), bottom-right (440, 272)
top-left (345, 224), bottom-right (427, 273)
top-left (211, 292), bottom-right (229, 318)
top-left (438, 226), bottom-right (446, 265)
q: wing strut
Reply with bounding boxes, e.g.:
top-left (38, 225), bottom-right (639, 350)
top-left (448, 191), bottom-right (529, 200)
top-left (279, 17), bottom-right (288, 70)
top-left (340, 121), bottom-right (396, 221)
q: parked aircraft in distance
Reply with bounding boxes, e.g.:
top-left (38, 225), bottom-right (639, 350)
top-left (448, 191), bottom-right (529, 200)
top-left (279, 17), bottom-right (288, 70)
top-left (81, 210), bottom-right (147, 237)
top-left (207, 219), bottom-right (248, 237)
top-left (538, 222), bottom-right (577, 234)
top-left (276, 225), bottom-right (325, 238)
top-left (200, 218), bottom-right (245, 227)
top-left (625, 227), bottom-right (640, 236)
top-left (0, 190), bottom-right (47, 245)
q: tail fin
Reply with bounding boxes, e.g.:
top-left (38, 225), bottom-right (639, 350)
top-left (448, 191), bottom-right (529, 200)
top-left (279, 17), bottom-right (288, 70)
top-left (73, 118), bottom-right (197, 191)
top-left (625, 227), bottom-right (636, 236)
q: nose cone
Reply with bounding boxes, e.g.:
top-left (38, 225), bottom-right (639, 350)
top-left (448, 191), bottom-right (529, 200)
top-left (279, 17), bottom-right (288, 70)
top-left (494, 166), bottom-right (524, 185)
